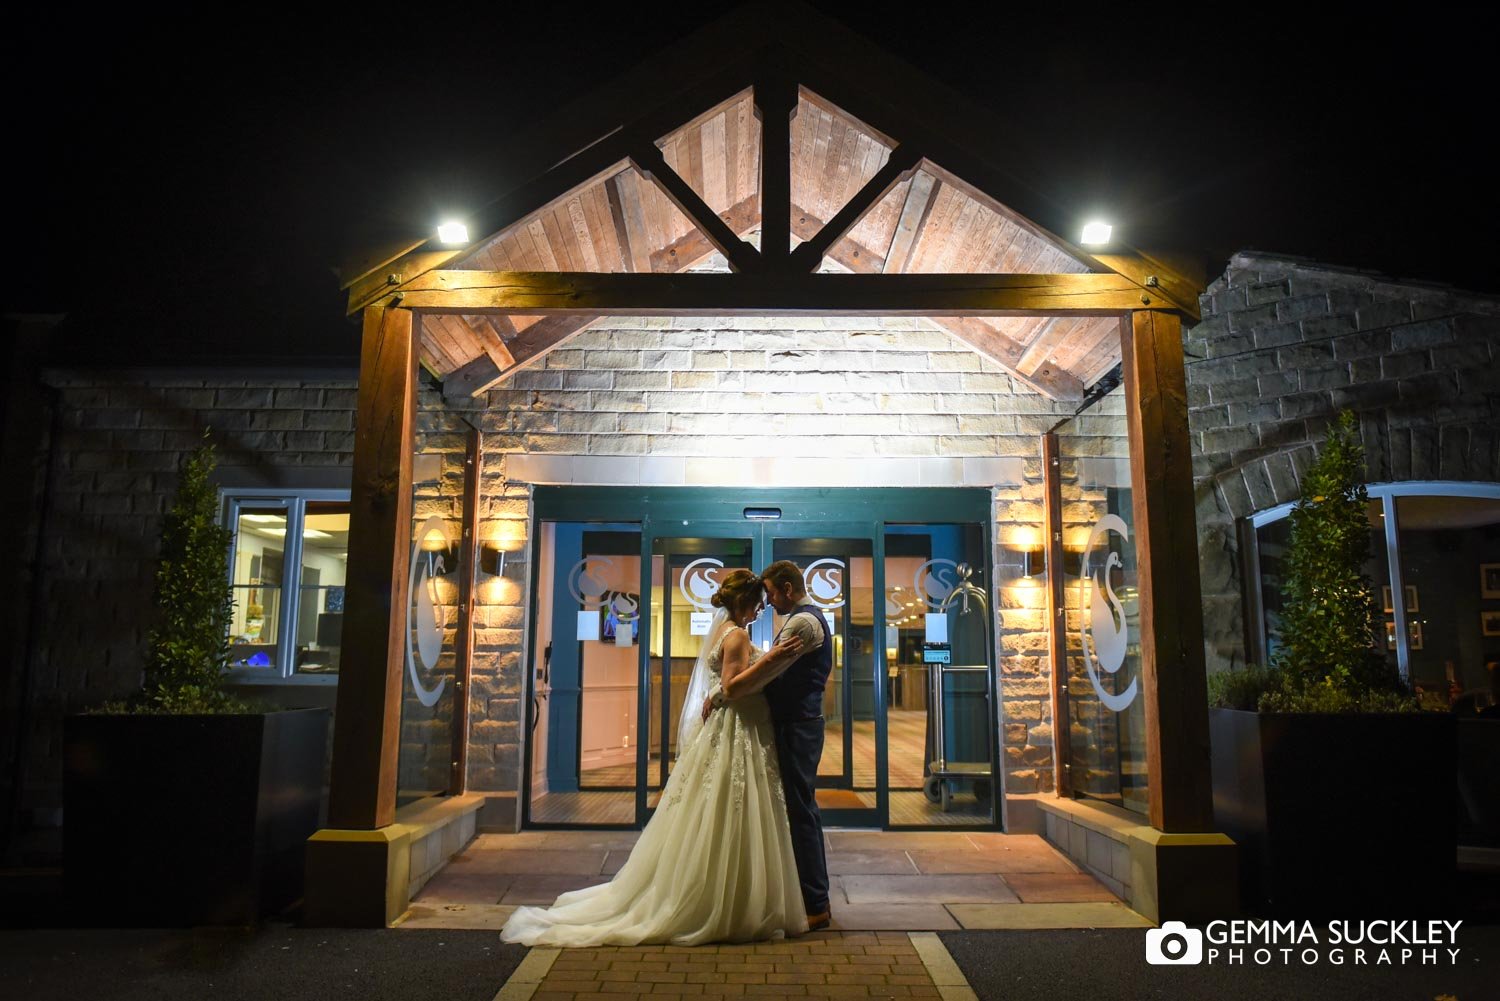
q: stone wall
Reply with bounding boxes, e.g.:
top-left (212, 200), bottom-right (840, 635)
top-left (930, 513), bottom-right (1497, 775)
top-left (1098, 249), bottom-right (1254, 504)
top-left (1184, 251), bottom-right (1500, 674)
top-left (16, 372), bottom-right (357, 827)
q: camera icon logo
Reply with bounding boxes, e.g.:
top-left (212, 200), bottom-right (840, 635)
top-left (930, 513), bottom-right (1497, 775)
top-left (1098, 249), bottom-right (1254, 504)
top-left (1146, 921), bottom-right (1204, 965)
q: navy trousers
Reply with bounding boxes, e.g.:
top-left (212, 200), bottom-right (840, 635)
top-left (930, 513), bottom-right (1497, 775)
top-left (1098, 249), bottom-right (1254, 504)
top-left (773, 716), bottom-right (830, 914)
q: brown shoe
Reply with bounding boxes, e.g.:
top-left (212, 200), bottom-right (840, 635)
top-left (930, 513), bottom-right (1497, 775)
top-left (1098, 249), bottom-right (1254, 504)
top-left (806, 910), bottom-right (832, 932)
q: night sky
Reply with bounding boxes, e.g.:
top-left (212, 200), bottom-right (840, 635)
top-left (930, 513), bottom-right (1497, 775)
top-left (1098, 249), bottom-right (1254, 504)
top-left (8, 3), bottom-right (1494, 365)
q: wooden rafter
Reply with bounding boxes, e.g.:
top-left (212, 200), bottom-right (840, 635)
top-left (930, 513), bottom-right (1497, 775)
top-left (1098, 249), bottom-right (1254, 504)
top-left (788, 207), bottom-right (1082, 400)
top-left (630, 144), bottom-right (760, 273)
top-left (882, 171), bottom-right (939, 274)
top-left (788, 144), bottom-right (920, 272)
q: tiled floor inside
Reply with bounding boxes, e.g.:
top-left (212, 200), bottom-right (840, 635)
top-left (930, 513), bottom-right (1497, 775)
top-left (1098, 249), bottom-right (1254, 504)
top-left (398, 829), bottom-right (1151, 932)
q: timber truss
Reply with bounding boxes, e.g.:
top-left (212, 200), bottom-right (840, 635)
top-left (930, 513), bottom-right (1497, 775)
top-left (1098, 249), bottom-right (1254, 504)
top-left (340, 3), bottom-right (1203, 403)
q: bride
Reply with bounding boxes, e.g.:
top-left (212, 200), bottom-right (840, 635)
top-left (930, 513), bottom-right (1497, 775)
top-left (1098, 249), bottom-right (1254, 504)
top-left (500, 569), bottom-right (808, 946)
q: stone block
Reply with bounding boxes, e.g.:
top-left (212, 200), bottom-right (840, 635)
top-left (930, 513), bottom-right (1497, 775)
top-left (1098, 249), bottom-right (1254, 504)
top-left (1354, 299), bottom-right (1413, 330)
top-left (1226, 304), bottom-right (1279, 332)
top-left (612, 371), bottom-right (672, 391)
top-left (1299, 364), bottom-right (1350, 390)
top-left (1277, 294), bottom-right (1329, 322)
top-left (1331, 329), bottom-right (1392, 359)
top-left (1252, 322), bottom-right (1303, 349)
top-left (1432, 340), bottom-right (1493, 371)
top-left (1255, 371), bottom-right (1298, 398)
top-left (1245, 280), bottom-right (1289, 306)
top-left (1390, 319), bottom-right (1454, 351)
top-left (1299, 315), bottom-right (1357, 341)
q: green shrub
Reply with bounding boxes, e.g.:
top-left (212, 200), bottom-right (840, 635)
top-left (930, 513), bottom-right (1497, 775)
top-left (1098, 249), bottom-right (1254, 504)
top-left (1210, 409), bottom-right (1421, 714)
top-left (90, 432), bottom-right (258, 715)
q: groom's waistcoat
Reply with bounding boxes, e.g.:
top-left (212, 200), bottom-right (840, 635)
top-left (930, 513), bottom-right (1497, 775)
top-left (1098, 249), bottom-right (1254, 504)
top-left (764, 602), bottom-right (834, 723)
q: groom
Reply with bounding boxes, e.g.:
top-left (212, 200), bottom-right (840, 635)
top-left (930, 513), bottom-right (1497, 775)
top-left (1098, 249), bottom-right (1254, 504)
top-left (706, 560), bottom-right (833, 931)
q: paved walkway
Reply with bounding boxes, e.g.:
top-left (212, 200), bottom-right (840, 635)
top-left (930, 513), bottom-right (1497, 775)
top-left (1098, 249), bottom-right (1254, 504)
top-left (399, 830), bottom-right (1151, 933)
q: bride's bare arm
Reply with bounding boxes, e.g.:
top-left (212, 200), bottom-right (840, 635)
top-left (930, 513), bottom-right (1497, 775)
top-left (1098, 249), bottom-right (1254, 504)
top-left (720, 632), bottom-right (802, 700)
top-left (718, 628), bottom-right (753, 692)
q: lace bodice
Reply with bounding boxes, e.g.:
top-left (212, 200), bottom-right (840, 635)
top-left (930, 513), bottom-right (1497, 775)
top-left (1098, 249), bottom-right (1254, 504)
top-left (707, 626), bottom-right (759, 677)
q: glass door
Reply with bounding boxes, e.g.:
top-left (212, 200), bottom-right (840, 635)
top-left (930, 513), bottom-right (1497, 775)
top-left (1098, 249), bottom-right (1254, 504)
top-left (642, 532), bottom-right (753, 817)
top-left (766, 525), bottom-right (884, 826)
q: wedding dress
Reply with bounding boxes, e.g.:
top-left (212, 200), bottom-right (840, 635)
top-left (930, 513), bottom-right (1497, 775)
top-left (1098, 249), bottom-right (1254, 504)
top-left (499, 611), bottom-right (808, 946)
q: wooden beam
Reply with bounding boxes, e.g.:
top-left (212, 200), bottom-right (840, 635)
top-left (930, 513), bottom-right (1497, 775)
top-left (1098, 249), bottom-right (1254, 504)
top-left (328, 304), bottom-right (418, 830)
top-left (882, 171), bottom-right (938, 274)
top-left (604, 174), bottom-right (638, 273)
top-left (789, 59), bottom-right (1205, 314)
top-left (630, 144), bottom-right (761, 274)
top-left (1043, 432), bottom-right (1073, 798)
top-left (755, 65), bottom-right (798, 265)
top-left (444, 314), bottom-right (604, 400)
top-left (1121, 309), bottom-right (1214, 833)
top-left (645, 194), bottom-right (760, 272)
top-left (347, 58), bottom-right (762, 314)
top-left (788, 144), bottom-right (921, 272)
top-left (786, 207), bottom-right (1082, 400)
top-left (397, 270), bottom-right (1168, 318)
top-left (1091, 253), bottom-right (1202, 322)
top-left (931, 317), bottom-right (1083, 400)
top-left (450, 425), bottom-right (480, 795)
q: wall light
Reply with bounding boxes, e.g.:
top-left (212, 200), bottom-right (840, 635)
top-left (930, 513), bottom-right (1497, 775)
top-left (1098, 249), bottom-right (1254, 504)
top-left (480, 523), bottom-right (528, 577)
top-left (437, 220), bottom-right (470, 246)
top-left (1080, 220), bottom-right (1113, 246)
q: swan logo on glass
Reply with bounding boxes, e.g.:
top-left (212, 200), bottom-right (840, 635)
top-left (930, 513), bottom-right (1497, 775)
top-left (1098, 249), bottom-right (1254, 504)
top-left (914, 558), bottom-right (959, 611)
top-left (1079, 514), bottom-right (1138, 711)
top-left (407, 515), bottom-right (451, 708)
top-left (568, 556), bottom-right (639, 622)
top-left (680, 557), bottom-right (725, 635)
top-left (804, 558), bottom-right (847, 610)
top-left (679, 558), bottom-right (724, 611)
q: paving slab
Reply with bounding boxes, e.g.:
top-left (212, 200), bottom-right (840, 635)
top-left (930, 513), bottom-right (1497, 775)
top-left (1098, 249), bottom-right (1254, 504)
top-left (1002, 872), bottom-right (1118, 902)
top-left (842, 874), bottom-right (1018, 905)
top-left (499, 873), bottom-right (608, 905)
top-left (395, 902), bottom-right (518, 930)
top-left (946, 902), bottom-right (1153, 929)
top-left (825, 849), bottom-right (920, 875)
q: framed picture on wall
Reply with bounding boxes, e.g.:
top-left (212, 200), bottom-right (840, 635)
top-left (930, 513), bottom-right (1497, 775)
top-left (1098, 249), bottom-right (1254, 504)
top-left (1482, 564), bottom-right (1500, 599)
top-left (1382, 584), bottom-right (1419, 613)
top-left (1482, 611), bottom-right (1500, 637)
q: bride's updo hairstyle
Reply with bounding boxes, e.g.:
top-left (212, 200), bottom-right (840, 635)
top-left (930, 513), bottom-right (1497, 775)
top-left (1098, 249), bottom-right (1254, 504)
top-left (710, 569), bottom-right (762, 619)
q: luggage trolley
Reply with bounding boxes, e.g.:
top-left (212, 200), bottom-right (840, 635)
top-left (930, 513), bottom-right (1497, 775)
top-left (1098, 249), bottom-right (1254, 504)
top-left (921, 562), bottom-right (995, 812)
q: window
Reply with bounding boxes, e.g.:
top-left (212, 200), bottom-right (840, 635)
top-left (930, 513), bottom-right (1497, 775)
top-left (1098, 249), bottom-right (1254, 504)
top-left (224, 490), bottom-right (350, 682)
top-left (1247, 483), bottom-right (1500, 712)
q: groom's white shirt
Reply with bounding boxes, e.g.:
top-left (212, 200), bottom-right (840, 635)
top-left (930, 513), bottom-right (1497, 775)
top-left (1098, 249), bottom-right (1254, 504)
top-left (732, 599), bottom-right (826, 697)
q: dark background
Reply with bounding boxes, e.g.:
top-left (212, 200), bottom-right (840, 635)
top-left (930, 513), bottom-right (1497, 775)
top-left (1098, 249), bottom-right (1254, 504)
top-left (6, 2), bottom-right (1493, 364)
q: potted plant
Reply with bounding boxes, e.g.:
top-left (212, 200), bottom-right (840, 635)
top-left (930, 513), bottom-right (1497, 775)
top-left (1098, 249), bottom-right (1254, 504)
top-left (64, 433), bottom-right (332, 926)
top-left (1207, 410), bottom-right (1455, 918)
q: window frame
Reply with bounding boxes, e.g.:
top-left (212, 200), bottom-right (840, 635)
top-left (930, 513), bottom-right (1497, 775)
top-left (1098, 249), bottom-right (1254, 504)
top-left (222, 487), bottom-right (351, 685)
top-left (1245, 481), bottom-right (1500, 681)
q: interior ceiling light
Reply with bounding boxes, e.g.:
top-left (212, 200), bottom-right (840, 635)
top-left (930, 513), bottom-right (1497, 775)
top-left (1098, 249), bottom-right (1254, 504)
top-left (1080, 220), bottom-right (1112, 246)
top-left (437, 220), bottom-right (469, 245)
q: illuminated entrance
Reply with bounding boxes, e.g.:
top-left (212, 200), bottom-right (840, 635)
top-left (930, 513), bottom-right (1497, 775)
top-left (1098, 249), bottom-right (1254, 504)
top-left (523, 487), bottom-right (999, 830)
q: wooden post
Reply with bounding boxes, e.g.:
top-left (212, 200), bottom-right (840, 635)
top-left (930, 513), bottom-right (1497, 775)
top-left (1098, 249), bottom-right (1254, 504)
top-left (1120, 310), bottom-right (1214, 833)
top-left (328, 304), bottom-right (418, 830)
top-left (1042, 432), bottom-right (1073, 798)
top-left (754, 64), bottom-right (797, 267)
top-left (450, 425), bottom-right (481, 795)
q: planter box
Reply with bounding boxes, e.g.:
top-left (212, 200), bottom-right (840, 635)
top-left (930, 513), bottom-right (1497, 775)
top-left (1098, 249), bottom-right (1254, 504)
top-left (1209, 707), bottom-right (1456, 918)
top-left (64, 707), bottom-right (331, 926)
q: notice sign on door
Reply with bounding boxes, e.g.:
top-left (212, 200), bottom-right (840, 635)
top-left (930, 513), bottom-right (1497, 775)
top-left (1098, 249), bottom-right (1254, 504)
top-left (690, 611), bottom-right (714, 636)
top-left (577, 610), bottom-right (600, 642)
top-left (924, 613), bottom-right (949, 645)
